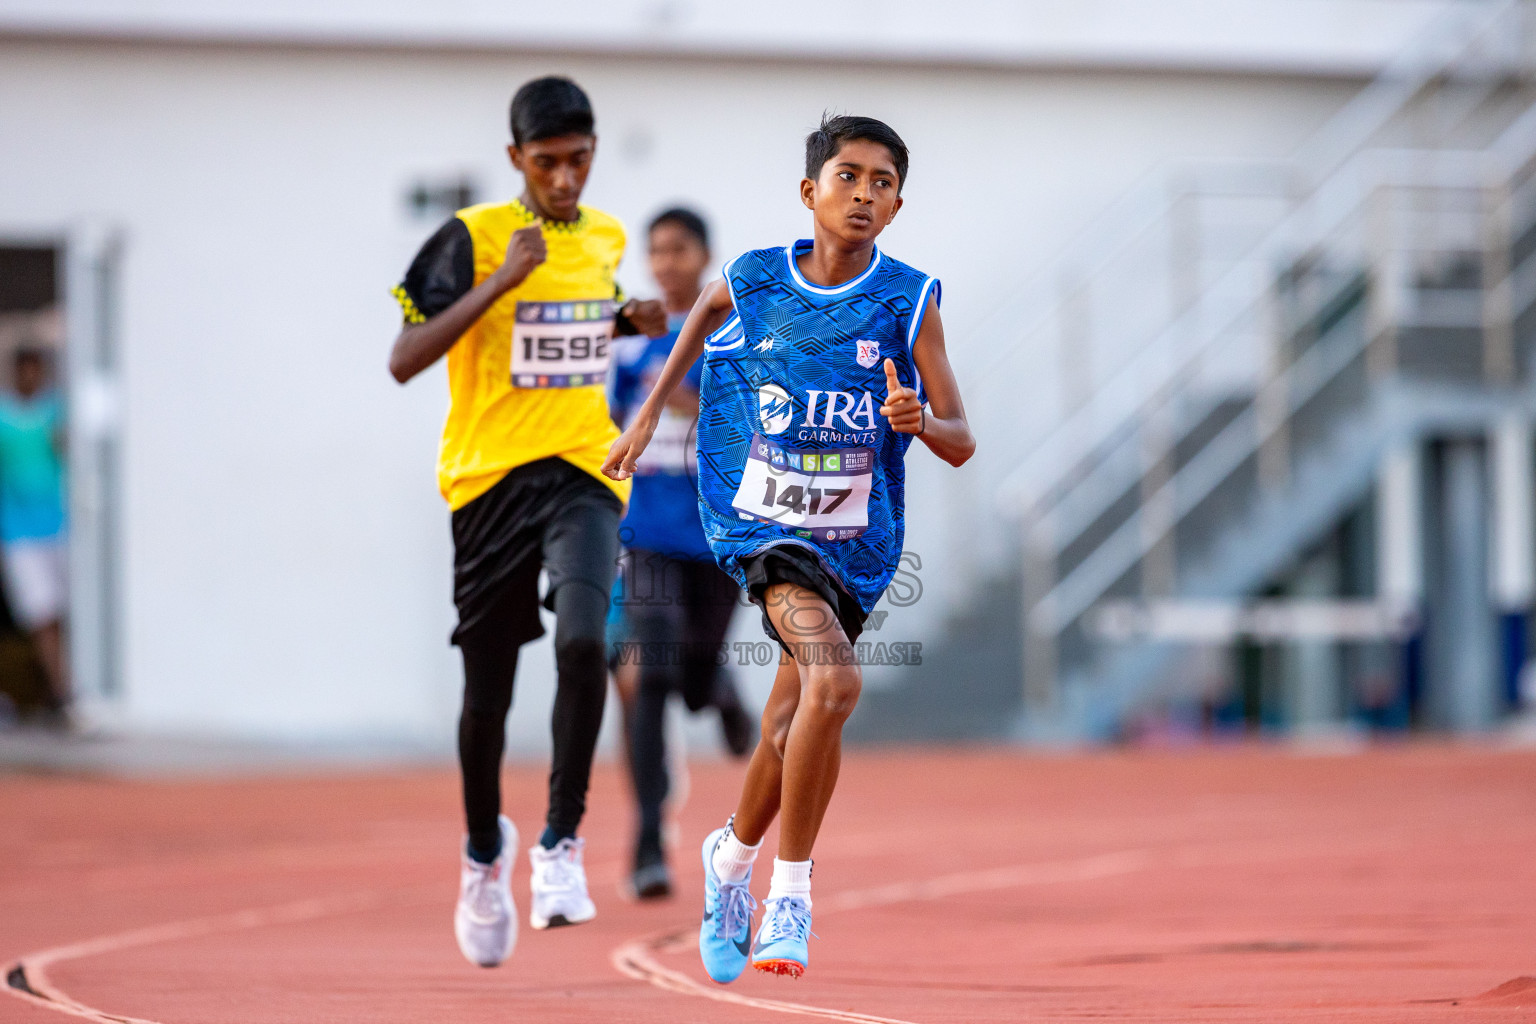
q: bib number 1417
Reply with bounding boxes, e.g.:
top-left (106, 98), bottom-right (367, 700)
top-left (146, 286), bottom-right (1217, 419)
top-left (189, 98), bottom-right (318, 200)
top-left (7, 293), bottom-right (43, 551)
top-left (731, 434), bottom-right (873, 542)
top-left (756, 476), bottom-right (853, 517)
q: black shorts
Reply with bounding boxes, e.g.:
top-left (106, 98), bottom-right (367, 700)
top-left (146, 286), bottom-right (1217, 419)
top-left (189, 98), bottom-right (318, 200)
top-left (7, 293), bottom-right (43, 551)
top-left (451, 457), bottom-right (623, 645)
top-left (740, 543), bottom-right (866, 653)
top-left (619, 549), bottom-right (742, 710)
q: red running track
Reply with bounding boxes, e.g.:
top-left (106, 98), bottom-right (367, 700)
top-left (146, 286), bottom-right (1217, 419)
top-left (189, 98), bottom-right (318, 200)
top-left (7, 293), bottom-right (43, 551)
top-left (3, 744), bottom-right (1535, 1023)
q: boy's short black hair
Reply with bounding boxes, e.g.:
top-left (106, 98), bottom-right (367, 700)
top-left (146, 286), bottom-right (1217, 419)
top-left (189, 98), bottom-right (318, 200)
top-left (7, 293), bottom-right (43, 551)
top-left (647, 207), bottom-right (710, 250)
top-left (509, 76), bottom-right (594, 147)
top-left (805, 114), bottom-right (909, 193)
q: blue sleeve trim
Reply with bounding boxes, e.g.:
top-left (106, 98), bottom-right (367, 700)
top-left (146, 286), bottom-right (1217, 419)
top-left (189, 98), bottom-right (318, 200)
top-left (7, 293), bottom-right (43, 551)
top-left (721, 254), bottom-right (742, 316)
top-left (905, 276), bottom-right (940, 352)
top-left (704, 313), bottom-right (745, 351)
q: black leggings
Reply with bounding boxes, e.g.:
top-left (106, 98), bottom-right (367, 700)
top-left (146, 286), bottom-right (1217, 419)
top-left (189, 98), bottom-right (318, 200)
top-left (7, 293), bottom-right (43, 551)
top-left (625, 551), bottom-right (741, 855)
top-left (458, 579), bottom-right (610, 855)
top-left (451, 460), bottom-right (622, 858)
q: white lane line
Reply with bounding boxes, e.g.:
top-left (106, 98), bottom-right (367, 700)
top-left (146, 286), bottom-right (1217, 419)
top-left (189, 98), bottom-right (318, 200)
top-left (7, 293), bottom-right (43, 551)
top-left (6, 845), bottom-right (1188, 1024)
top-left (819, 849), bottom-right (1153, 913)
top-left (3, 853), bottom-right (638, 1024)
top-left (610, 848), bottom-right (1157, 1024)
top-left (611, 936), bottom-right (927, 1024)
top-left (5, 891), bottom-right (390, 1024)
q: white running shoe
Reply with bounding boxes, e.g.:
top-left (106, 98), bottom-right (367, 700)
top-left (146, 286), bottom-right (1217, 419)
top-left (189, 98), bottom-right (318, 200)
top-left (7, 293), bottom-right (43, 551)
top-left (454, 815), bottom-right (518, 967)
top-left (528, 836), bottom-right (597, 929)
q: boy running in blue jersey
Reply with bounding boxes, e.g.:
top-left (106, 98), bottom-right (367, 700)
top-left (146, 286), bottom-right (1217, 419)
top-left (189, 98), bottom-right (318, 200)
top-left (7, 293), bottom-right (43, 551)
top-left (609, 207), bottom-right (754, 901)
top-left (604, 115), bottom-right (975, 981)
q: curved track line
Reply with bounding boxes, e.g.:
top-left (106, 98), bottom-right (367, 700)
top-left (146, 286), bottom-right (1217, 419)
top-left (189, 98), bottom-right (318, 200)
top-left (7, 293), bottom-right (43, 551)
top-left (2, 846), bottom-right (1195, 1024)
top-left (3, 853), bottom-right (634, 1024)
top-left (611, 938), bottom-right (925, 1024)
top-left (5, 890), bottom-right (392, 1024)
top-left (611, 848), bottom-right (1155, 1024)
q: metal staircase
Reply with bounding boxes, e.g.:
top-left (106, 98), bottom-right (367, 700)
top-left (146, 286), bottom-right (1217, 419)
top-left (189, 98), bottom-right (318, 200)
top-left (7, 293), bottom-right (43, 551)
top-left (960, 0), bottom-right (1536, 740)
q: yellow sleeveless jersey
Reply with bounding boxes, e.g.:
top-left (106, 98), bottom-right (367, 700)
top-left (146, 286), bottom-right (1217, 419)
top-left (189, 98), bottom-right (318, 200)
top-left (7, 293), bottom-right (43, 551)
top-left (393, 198), bottom-right (632, 510)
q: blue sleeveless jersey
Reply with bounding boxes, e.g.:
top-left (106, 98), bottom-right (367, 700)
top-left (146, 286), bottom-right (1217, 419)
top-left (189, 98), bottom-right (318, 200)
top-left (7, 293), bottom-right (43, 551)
top-left (696, 239), bottom-right (940, 615)
top-left (609, 313), bottom-right (712, 560)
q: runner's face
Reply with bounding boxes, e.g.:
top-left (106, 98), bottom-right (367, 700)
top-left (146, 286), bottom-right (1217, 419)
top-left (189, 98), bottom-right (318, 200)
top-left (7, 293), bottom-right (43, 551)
top-left (802, 139), bottom-right (902, 244)
top-left (14, 357), bottom-right (42, 398)
top-left (648, 222), bottom-right (709, 310)
top-left (508, 133), bottom-right (596, 222)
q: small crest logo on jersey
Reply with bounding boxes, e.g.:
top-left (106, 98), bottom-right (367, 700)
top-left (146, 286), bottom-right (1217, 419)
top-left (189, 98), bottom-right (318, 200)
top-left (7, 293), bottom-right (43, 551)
top-left (855, 339), bottom-right (880, 369)
top-left (758, 383), bottom-right (792, 435)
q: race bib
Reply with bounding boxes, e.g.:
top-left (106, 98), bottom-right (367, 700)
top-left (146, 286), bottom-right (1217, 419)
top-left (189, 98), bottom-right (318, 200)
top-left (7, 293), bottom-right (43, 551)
top-left (510, 299), bottom-right (615, 388)
top-left (731, 433), bottom-right (873, 542)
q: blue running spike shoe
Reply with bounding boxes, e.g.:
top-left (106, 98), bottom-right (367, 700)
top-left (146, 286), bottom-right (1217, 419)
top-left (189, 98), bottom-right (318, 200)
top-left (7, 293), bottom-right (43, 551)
top-left (698, 827), bottom-right (757, 984)
top-left (752, 896), bottom-right (814, 978)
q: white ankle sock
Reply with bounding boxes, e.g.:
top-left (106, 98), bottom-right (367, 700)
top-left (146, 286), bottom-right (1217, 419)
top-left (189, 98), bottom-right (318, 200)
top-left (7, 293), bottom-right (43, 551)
top-left (711, 821), bottom-right (760, 884)
top-left (765, 857), bottom-right (812, 906)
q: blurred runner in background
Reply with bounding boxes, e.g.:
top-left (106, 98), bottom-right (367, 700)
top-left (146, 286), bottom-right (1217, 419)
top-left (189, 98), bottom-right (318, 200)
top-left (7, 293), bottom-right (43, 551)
top-left (0, 346), bottom-right (68, 726)
top-left (609, 207), bottom-right (754, 900)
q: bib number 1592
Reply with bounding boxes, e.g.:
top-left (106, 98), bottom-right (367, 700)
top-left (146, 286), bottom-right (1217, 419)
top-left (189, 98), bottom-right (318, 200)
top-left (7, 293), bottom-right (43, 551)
top-left (518, 333), bottom-right (607, 363)
top-left (511, 299), bottom-right (615, 388)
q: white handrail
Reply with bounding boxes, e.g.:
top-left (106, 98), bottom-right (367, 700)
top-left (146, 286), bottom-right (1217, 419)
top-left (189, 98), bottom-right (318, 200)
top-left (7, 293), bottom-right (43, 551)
top-left (1020, 95), bottom-right (1536, 553)
top-left (1033, 139), bottom-right (1536, 633)
top-left (979, 0), bottom-right (1523, 519)
top-left (1014, 147), bottom-right (1504, 548)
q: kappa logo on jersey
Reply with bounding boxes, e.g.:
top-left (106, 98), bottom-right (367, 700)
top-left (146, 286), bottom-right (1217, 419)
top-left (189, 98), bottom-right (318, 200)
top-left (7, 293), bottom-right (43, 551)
top-left (758, 383), bottom-right (793, 435)
top-left (855, 339), bottom-right (880, 369)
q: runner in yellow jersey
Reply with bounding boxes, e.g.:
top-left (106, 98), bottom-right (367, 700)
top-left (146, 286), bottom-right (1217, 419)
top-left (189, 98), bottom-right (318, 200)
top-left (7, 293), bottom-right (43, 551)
top-left (388, 76), bottom-right (665, 969)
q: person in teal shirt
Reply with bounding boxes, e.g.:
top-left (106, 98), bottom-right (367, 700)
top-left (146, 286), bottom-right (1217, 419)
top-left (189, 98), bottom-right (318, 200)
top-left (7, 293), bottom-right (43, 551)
top-left (0, 347), bottom-right (68, 720)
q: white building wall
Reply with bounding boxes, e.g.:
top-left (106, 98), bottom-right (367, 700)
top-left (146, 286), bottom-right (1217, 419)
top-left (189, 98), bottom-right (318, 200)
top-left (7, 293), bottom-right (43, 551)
top-left (0, 36), bottom-right (1363, 746)
top-left (0, 0), bottom-right (1459, 73)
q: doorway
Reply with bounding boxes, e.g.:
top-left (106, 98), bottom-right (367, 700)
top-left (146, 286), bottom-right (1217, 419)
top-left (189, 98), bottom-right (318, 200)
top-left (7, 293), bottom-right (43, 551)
top-left (0, 230), bottom-right (122, 728)
top-left (0, 245), bottom-right (67, 723)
